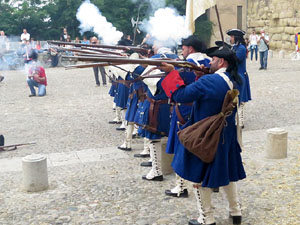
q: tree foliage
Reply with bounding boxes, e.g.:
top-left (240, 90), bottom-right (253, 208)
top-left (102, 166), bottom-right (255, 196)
top-left (0, 0), bottom-right (212, 44)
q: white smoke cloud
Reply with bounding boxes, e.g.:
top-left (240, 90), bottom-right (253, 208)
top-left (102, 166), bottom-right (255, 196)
top-left (76, 0), bottom-right (123, 45)
top-left (130, 0), bottom-right (165, 11)
top-left (141, 7), bottom-right (191, 46)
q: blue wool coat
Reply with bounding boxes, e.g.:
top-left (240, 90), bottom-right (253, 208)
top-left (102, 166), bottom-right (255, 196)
top-left (233, 44), bottom-right (252, 103)
top-left (162, 69), bottom-right (246, 188)
top-left (137, 53), bottom-right (178, 140)
top-left (113, 75), bottom-right (131, 109)
top-left (166, 54), bottom-right (210, 154)
top-left (125, 66), bottom-right (145, 122)
top-left (108, 82), bottom-right (117, 97)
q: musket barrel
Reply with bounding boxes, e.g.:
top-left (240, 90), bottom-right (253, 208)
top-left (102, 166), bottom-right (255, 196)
top-left (62, 56), bottom-right (209, 72)
top-left (49, 41), bottom-right (148, 54)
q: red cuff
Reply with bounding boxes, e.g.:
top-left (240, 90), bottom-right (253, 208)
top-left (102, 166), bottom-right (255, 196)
top-left (162, 70), bottom-right (185, 98)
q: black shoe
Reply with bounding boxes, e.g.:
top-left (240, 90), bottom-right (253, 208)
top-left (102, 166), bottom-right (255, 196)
top-left (118, 146), bottom-right (131, 151)
top-left (142, 175), bottom-right (163, 181)
top-left (188, 219), bottom-right (216, 225)
top-left (108, 121), bottom-right (122, 124)
top-left (259, 67), bottom-right (263, 70)
top-left (29, 94), bottom-right (36, 97)
top-left (165, 188), bottom-right (188, 198)
top-left (212, 187), bottom-right (219, 192)
top-left (116, 127), bottom-right (126, 131)
top-left (96, 83), bottom-right (100, 86)
top-left (0, 75), bottom-right (4, 83)
top-left (230, 215), bottom-right (242, 224)
top-left (134, 153), bottom-right (150, 158)
top-left (140, 161), bottom-right (152, 167)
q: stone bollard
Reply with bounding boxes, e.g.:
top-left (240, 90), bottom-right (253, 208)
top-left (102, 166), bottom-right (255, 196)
top-left (159, 137), bottom-right (174, 175)
top-left (266, 128), bottom-right (288, 159)
top-left (22, 154), bottom-right (49, 192)
top-left (268, 50), bottom-right (273, 58)
top-left (279, 50), bottom-right (285, 59)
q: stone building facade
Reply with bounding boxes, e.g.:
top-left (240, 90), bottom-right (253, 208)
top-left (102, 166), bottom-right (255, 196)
top-left (208, 0), bottom-right (300, 51)
top-left (247, 0), bottom-right (300, 51)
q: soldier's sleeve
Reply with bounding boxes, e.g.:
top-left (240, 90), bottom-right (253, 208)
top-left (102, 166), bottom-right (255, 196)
top-left (161, 70), bottom-right (185, 98)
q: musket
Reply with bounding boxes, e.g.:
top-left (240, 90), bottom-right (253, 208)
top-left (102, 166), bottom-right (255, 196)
top-left (0, 142), bottom-right (36, 151)
top-left (56, 47), bottom-right (107, 56)
top-left (63, 56), bottom-right (211, 73)
top-left (65, 62), bottom-right (119, 70)
top-left (81, 46), bottom-right (127, 56)
top-left (49, 41), bottom-right (149, 54)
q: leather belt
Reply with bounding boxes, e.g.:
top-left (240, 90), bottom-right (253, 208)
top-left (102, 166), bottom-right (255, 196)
top-left (146, 96), bottom-right (169, 134)
top-left (175, 102), bottom-right (193, 125)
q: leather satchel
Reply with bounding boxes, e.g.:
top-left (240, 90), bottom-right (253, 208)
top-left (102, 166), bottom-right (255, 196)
top-left (177, 89), bottom-right (239, 163)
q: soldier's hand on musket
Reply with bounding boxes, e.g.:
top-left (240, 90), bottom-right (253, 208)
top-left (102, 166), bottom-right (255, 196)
top-left (157, 62), bottom-right (174, 73)
top-left (194, 64), bottom-right (206, 78)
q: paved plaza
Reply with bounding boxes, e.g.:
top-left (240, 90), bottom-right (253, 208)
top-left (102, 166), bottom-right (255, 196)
top-left (0, 54), bottom-right (299, 224)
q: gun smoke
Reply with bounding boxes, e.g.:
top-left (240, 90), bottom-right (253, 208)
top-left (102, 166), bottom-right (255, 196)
top-left (76, 0), bottom-right (123, 45)
top-left (140, 7), bottom-right (191, 46)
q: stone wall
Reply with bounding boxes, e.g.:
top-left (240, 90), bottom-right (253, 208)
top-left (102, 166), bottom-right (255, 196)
top-left (247, 0), bottom-right (300, 51)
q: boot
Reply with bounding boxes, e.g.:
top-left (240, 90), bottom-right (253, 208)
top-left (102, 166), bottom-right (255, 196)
top-left (116, 109), bottom-right (126, 130)
top-left (118, 123), bottom-right (133, 151)
top-left (165, 174), bottom-right (188, 197)
top-left (188, 185), bottom-right (215, 225)
top-left (132, 125), bottom-right (138, 138)
top-left (134, 138), bottom-right (151, 158)
top-left (109, 107), bottom-right (122, 124)
top-left (238, 102), bottom-right (245, 129)
top-left (222, 182), bottom-right (242, 224)
top-left (142, 140), bottom-right (163, 181)
top-left (140, 159), bottom-right (152, 167)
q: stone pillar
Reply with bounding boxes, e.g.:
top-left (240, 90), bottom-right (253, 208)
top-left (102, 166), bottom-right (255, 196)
top-left (268, 50), bottom-right (273, 58)
top-left (159, 137), bottom-right (174, 175)
top-left (22, 154), bottom-right (49, 192)
top-left (279, 50), bottom-right (285, 59)
top-left (266, 128), bottom-right (288, 159)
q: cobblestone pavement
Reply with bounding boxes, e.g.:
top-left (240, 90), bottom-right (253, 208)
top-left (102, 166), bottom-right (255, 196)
top-left (0, 55), bottom-right (299, 225)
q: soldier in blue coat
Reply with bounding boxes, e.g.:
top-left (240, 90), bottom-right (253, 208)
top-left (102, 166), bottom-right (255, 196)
top-left (227, 29), bottom-right (252, 128)
top-left (159, 46), bottom-right (246, 225)
top-left (164, 35), bottom-right (210, 198)
top-left (118, 66), bottom-right (145, 151)
top-left (138, 40), bottom-right (178, 181)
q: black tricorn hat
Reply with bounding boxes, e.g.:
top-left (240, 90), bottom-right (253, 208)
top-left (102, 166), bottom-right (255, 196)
top-left (215, 41), bottom-right (232, 49)
top-left (226, 28), bottom-right (246, 36)
top-left (181, 35), bottom-right (206, 52)
top-left (205, 46), bottom-right (236, 63)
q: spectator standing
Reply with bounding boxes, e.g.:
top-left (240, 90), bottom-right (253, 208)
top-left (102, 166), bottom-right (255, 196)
top-left (23, 40), bottom-right (34, 74)
top-left (20, 29), bottom-right (30, 45)
top-left (0, 31), bottom-right (9, 52)
top-left (91, 36), bottom-right (107, 86)
top-left (60, 28), bottom-right (68, 42)
top-left (249, 29), bottom-right (259, 63)
top-left (295, 32), bottom-right (300, 60)
top-left (258, 29), bottom-right (269, 70)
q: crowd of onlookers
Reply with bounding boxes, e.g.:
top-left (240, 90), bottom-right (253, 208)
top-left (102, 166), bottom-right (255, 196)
top-left (244, 29), bottom-right (270, 70)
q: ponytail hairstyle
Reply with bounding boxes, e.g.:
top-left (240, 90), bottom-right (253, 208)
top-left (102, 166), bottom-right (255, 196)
top-left (234, 35), bottom-right (246, 48)
top-left (226, 55), bottom-right (243, 85)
